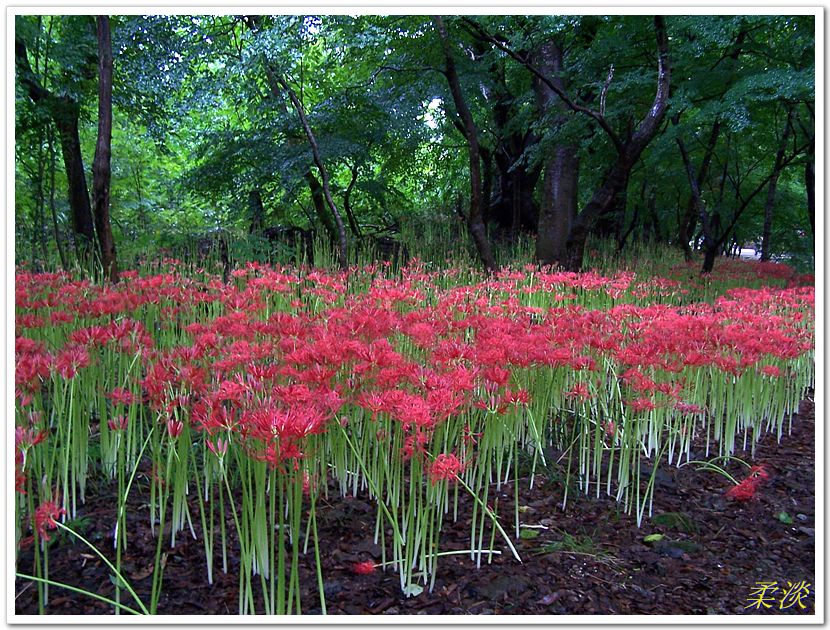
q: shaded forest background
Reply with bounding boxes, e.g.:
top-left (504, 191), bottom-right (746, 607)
top-left (14, 14), bottom-right (816, 280)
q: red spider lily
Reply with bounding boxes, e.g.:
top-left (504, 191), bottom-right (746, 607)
top-left (759, 365), bottom-right (782, 378)
top-left (565, 381), bottom-right (593, 402)
top-left (49, 311), bottom-right (74, 325)
top-left (351, 561), bottom-right (376, 575)
top-left (192, 402), bottom-right (238, 435)
top-left (108, 415), bottom-right (130, 432)
top-left (504, 388), bottom-right (531, 407)
top-left (674, 401), bottom-right (705, 415)
top-left (482, 365), bottom-right (511, 387)
top-left (15, 426), bottom-right (48, 454)
top-left (106, 387), bottom-right (135, 407)
top-left (214, 379), bottom-right (248, 404)
top-left (400, 428), bottom-right (431, 461)
top-left (474, 392), bottom-right (512, 415)
top-left (16, 314), bottom-right (45, 330)
top-left (725, 465), bottom-right (770, 502)
top-left (429, 453), bottom-right (464, 485)
top-left (206, 436), bottom-right (229, 458)
top-left (167, 417), bottom-right (184, 440)
top-left (54, 344), bottom-right (91, 379)
top-left (34, 500), bottom-right (66, 542)
top-left (461, 424), bottom-right (483, 446)
top-left (15, 347), bottom-right (54, 393)
top-left (625, 397), bottom-right (656, 413)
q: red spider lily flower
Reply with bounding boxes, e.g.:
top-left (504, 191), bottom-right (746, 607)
top-left (759, 365), bottom-right (782, 378)
top-left (54, 344), bottom-right (91, 379)
top-left (106, 387), bottom-right (135, 407)
top-left (206, 436), bottom-right (229, 458)
top-left (482, 366), bottom-right (511, 387)
top-left (16, 314), bottom-right (45, 330)
top-left (725, 478), bottom-right (757, 501)
top-left (400, 429), bottom-right (431, 461)
top-left (15, 426), bottom-right (48, 454)
top-left (461, 424), bottom-right (483, 446)
top-left (565, 382), bottom-right (593, 401)
top-left (429, 453), bottom-right (464, 486)
top-left (34, 500), bottom-right (66, 542)
top-left (725, 465), bottom-right (770, 502)
top-left (673, 402), bottom-right (705, 415)
top-left (351, 561), bottom-right (376, 575)
top-left (215, 379), bottom-right (248, 404)
top-left (108, 415), bottom-right (130, 433)
top-left (474, 393), bottom-right (511, 415)
top-left (15, 463), bottom-right (27, 493)
top-left (15, 349), bottom-right (54, 393)
top-left (504, 388), bottom-right (532, 407)
top-left (625, 397), bottom-right (656, 413)
top-left (167, 417), bottom-right (184, 440)
top-left (49, 311), bottom-right (74, 326)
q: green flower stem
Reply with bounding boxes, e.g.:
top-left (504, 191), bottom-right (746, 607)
top-left (39, 520), bottom-right (149, 615)
top-left (15, 574), bottom-right (145, 616)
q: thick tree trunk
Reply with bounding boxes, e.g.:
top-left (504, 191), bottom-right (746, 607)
top-left (563, 157), bottom-right (635, 271)
top-left (475, 16), bottom-right (669, 272)
top-left (92, 15), bottom-right (118, 283)
top-left (433, 15), bottom-right (497, 272)
top-left (533, 38), bottom-right (579, 267)
top-left (34, 128), bottom-right (50, 265)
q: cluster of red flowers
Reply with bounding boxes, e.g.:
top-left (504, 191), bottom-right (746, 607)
top-left (13, 259), bottom-right (813, 516)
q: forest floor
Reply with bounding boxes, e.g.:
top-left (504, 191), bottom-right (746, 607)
top-left (14, 396), bottom-right (816, 618)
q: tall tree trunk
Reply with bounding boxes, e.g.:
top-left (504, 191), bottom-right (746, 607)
top-left (677, 120), bottom-right (721, 260)
top-left (48, 124), bottom-right (68, 268)
top-left (305, 170), bottom-right (337, 243)
top-left (676, 136), bottom-right (717, 271)
top-left (805, 157), bottom-right (815, 236)
top-left (562, 17), bottom-right (670, 272)
top-left (92, 15), bottom-right (118, 283)
top-left (343, 162), bottom-right (363, 237)
top-left (433, 15), bottom-right (497, 272)
top-left (248, 189), bottom-right (265, 234)
top-left (16, 36), bottom-right (97, 265)
top-left (34, 127), bottom-right (50, 266)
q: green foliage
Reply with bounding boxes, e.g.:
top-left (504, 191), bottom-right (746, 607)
top-left (14, 13), bottom-right (815, 273)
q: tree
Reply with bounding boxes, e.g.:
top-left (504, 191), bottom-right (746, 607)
top-left (433, 15), bottom-right (497, 271)
top-left (532, 36), bottom-right (578, 267)
top-left (466, 15), bottom-right (672, 271)
top-left (92, 15), bottom-right (118, 282)
top-left (16, 16), bottom-right (97, 264)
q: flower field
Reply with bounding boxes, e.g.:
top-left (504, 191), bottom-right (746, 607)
top-left (14, 256), bottom-right (814, 615)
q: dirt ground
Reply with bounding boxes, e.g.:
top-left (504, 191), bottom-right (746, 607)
top-left (14, 396), bottom-right (816, 618)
